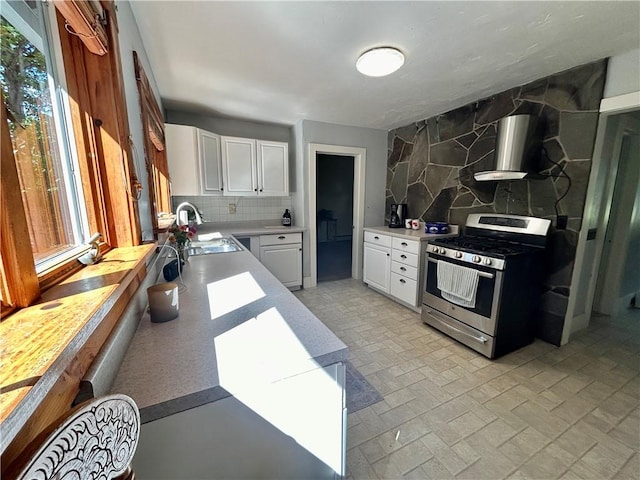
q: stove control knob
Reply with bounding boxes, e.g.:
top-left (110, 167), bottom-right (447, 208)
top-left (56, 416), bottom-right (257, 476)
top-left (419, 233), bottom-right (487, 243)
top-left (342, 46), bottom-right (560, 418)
top-left (440, 249), bottom-right (447, 255)
top-left (455, 252), bottom-right (462, 259)
top-left (472, 255), bottom-right (481, 263)
top-left (432, 246), bottom-right (439, 253)
top-left (483, 258), bottom-right (492, 266)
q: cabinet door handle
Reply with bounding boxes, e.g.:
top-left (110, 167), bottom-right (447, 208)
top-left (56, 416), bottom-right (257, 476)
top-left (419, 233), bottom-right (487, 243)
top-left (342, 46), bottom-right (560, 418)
top-left (401, 254), bottom-right (407, 259)
top-left (400, 266), bottom-right (406, 271)
top-left (399, 279), bottom-right (406, 284)
top-left (260, 189), bottom-right (263, 192)
top-left (386, 253), bottom-right (390, 257)
top-left (299, 248), bottom-right (302, 251)
top-left (278, 236), bottom-right (286, 240)
top-left (254, 188), bottom-right (258, 192)
top-left (401, 242), bottom-right (408, 246)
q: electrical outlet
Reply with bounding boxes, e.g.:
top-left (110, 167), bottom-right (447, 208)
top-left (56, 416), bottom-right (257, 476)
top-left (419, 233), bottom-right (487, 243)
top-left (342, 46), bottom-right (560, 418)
top-left (557, 215), bottom-right (568, 230)
top-left (228, 203), bottom-right (236, 214)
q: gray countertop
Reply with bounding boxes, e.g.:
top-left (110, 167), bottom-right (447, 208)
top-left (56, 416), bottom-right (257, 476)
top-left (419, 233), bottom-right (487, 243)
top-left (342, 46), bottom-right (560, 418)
top-left (111, 232), bottom-right (346, 424)
top-left (364, 225), bottom-right (460, 241)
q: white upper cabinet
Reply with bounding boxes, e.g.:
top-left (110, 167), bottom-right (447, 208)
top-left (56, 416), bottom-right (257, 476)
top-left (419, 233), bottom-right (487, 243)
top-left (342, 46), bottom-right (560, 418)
top-left (257, 140), bottom-right (289, 196)
top-left (165, 124), bottom-right (223, 196)
top-left (221, 136), bottom-right (289, 196)
top-left (221, 136), bottom-right (257, 195)
top-left (199, 130), bottom-right (223, 195)
top-left (165, 124), bottom-right (200, 196)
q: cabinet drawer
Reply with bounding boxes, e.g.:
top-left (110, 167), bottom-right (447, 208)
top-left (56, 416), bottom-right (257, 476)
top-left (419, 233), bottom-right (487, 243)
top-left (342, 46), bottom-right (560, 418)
top-left (260, 232), bottom-right (302, 246)
top-left (390, 272), bottom-right (418, 306)
top-left (392, 237), bottom-right (419, 254)
top-left (391, 249), bottom-right (418, 267)
top-left (364, 231), bottom-right (392, 247)
top-left (391, 261), bottom-right (418, 281)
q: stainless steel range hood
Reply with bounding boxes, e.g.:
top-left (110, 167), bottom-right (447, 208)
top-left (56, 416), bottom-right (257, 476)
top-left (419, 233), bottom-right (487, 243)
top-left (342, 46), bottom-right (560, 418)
top-left (474, 114), bottom-right (540, 181)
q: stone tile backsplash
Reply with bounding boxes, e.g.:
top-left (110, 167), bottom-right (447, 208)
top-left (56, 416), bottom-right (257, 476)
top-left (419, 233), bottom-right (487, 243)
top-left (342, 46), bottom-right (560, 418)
top-left (386, 59), bottom-right (608, 345)
top-left (172, 195), bottom-right (292, 224)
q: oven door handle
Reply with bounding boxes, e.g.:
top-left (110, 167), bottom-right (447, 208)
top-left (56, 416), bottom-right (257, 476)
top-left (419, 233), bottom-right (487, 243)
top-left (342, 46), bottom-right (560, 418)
top-left (427, 258), bottom-right (495, 279)
top-left (424, 309), bottom-right (489, 344)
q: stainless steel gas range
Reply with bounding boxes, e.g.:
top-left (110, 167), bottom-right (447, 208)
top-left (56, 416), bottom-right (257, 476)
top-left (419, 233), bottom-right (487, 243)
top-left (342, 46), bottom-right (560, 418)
top-left (422, 214), bottom-right (551, 358)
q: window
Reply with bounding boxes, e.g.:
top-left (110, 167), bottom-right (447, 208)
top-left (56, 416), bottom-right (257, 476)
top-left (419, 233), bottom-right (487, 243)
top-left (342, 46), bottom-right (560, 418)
top-left (1, 0), bottom-right (142, 313)
top-left (1, 0), bottom-right (87, 273)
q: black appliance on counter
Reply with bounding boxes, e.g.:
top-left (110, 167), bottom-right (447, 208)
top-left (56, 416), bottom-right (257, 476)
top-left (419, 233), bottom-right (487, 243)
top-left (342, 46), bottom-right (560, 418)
top-left (389, 203), bottom-right (407, 228)
top-left (422, 213), bottom-right (551, 358)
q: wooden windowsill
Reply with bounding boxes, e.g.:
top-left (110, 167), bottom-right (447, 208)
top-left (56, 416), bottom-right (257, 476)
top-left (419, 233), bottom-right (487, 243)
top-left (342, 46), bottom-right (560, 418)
top-left (0, 243), bottom-right (156, 454)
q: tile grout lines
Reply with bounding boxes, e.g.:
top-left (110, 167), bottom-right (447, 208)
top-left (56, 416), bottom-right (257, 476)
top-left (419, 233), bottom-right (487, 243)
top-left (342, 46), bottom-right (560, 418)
top-left (295, 279), bottom-right (639, 479)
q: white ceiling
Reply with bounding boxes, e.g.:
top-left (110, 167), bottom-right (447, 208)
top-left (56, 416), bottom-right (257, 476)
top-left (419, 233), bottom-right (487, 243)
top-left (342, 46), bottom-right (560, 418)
top-left (130, 1), bottom-right (640, 131)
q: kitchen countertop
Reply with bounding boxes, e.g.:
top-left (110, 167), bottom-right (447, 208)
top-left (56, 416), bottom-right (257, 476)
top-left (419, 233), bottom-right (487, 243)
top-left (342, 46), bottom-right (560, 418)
top-left (110, 231), bottom-right (346, 424)
top-left (364, 225), bottom-right (459, 241)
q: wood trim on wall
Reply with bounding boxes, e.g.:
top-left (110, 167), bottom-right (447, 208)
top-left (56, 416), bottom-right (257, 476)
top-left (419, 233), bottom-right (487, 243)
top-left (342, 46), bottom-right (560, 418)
top-left (52, 0), bottom-right (108, 56)
top-left (57, 3), bottom-right (141, 248)
top-left (133, 51), bottom-right (170, 231)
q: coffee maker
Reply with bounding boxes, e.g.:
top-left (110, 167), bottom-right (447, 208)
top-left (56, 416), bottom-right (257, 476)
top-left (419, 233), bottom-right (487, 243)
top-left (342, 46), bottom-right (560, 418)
top-left (389, 203), bottom-right (407, 228)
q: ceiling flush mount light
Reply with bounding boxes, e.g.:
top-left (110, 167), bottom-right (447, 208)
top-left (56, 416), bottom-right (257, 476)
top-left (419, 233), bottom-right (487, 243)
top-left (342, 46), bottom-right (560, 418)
top-left (356, 47), bottom-right (405, 77)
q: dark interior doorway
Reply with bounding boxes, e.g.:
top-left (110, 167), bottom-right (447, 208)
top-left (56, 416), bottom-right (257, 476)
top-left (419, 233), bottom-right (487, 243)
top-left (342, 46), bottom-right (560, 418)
top-left (316, 154), bottom-right (354, 282)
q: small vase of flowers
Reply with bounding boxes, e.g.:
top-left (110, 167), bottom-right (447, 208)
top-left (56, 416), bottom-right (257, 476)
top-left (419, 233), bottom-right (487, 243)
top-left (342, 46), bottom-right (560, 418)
top-left (168, 224), bottom-right (196, 262)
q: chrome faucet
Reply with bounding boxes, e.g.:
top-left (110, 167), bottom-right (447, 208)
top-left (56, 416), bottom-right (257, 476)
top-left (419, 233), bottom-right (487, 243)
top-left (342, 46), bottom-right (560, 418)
top-left (175, 202), bottom-right (203, 226)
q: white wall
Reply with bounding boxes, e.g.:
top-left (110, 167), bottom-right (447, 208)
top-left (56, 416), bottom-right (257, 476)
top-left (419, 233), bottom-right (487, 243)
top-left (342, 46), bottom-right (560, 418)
top-left (603, 48), bottom-right (640, 99)
top-left (294, 120), bottom-right (387, 279)
top-left (116, 0), bottom-right (163, 242)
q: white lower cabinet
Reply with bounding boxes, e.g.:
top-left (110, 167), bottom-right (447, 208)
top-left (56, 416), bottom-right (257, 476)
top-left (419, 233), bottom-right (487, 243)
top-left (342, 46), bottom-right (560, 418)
top-left (363, 230), bottom-right (426, 310)
top-left (363, 242), bottom-right (391, 293)
top-left (259, 233), bottom-right (302, 289)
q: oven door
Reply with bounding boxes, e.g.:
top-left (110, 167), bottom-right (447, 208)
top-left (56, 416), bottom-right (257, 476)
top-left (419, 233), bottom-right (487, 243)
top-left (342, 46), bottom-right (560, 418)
top-left (423, 254), bottom-right (502, 335)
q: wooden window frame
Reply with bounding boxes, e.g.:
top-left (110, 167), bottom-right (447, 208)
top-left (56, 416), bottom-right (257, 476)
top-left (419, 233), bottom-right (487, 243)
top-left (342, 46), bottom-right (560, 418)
top-left (133, 51), bottom-right (170, 233)
top-left (1, 0), bottom-right (143, 315)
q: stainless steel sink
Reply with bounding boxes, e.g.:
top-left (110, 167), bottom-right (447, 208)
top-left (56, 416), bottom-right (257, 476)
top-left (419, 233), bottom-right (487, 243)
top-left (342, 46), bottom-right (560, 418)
top-left (186, 237), bottom-right (242, 256)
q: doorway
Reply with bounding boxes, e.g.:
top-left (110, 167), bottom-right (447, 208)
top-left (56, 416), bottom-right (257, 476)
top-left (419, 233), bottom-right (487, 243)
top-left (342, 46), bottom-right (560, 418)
top-left (593, 112), bottom-right (640, 314)
top-left (563, 100), bottom-right (640, 344)
top-left (316, 154), bottom-right (354, 282)
top-left (308, 143), bottom-right (366, 287)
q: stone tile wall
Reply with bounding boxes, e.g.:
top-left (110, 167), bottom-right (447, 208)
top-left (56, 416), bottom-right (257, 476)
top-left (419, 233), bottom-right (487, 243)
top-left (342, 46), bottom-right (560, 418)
top-left (386, 60), bottom-right (607, 345)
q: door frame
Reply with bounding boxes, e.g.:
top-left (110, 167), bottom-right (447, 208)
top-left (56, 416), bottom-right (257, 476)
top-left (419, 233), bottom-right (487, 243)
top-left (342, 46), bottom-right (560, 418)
top-left (309, 144), bottom-right (366, 286)
top-left (562, 91), bottom-right (640, 344)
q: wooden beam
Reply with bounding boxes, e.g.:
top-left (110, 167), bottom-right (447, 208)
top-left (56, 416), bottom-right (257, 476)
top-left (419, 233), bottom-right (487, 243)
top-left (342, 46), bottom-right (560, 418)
top-left (0, 102), bottom-right (39, 309)
top-left (52, 0), bottom-right (108, 56)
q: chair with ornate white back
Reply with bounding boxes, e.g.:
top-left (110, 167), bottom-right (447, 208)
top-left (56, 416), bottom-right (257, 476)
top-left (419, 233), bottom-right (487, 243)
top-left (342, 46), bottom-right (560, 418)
top-left (5, 394), bottom-right (140, 480)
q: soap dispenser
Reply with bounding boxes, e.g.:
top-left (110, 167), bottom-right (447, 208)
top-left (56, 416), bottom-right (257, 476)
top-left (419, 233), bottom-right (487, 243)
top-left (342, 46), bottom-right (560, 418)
top-left (282, 209), bottom-right (292, 226)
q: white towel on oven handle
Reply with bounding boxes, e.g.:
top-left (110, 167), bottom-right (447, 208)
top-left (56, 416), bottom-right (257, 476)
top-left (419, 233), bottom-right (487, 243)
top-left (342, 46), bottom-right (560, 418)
top-left (436, 260), bottom-right (480, 308)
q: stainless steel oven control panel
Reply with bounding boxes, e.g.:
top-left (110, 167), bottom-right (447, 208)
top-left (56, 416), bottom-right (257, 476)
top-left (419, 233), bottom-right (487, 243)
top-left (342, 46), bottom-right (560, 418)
top-left (427, 247), bottom-right (505, 270)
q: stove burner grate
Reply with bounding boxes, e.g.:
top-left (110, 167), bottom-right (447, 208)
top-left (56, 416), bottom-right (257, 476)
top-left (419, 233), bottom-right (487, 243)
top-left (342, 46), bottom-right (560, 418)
top-left (431, 235), bottom-right (540, 257)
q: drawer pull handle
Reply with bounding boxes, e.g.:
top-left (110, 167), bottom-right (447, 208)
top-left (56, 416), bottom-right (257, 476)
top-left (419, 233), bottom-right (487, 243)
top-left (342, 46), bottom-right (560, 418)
top-left (278, 236), bottom-right (286, 239)
top-left (400, 267), bottom-right (406, 271)
top-left (401, 242), bottom-right (408, 246)
top-left (427, 258), bottom-right (494, 279)
top-left (401, 254), bottom-right (407, 259)
top-left (374, 236), bottom-right (379, 240)
top-left (425, 309), bottom-right (488, 344)
top-left (399, 279), bottom-right (406, 284)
